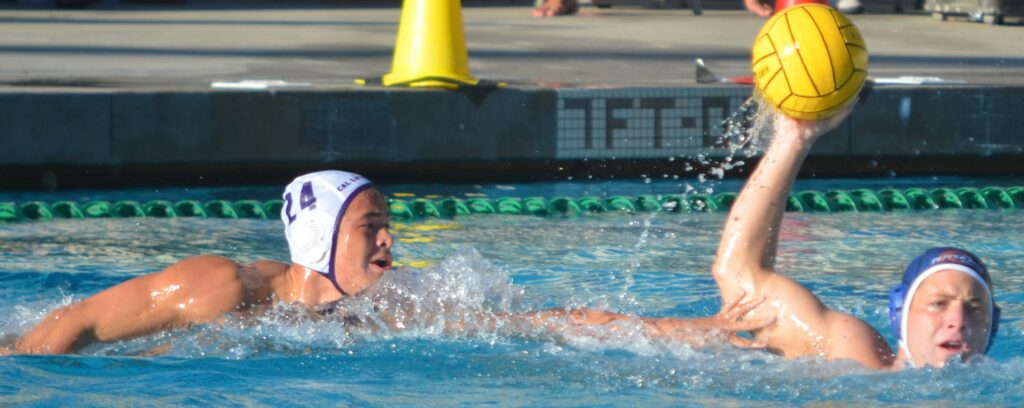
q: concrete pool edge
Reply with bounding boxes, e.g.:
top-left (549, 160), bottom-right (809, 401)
top-left (2, 84), bottom-right (1023, 189)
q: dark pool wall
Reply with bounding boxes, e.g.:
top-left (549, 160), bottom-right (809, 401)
top-left (2, 86), bottom-right (1023, 189)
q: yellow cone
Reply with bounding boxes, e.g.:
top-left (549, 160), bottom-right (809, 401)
top-left (382, 0), bottom-right (479, 88)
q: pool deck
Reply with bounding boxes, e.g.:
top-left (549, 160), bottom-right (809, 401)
top-left (2, 0), bottom-right (1023, 188)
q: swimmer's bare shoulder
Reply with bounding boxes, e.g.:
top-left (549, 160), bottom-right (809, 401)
top-left (15, 255), bottom-right (287, 354)
top-left (752, 273), bottom-right (893, 369)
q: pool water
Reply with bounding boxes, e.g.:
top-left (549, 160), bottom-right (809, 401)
top-left (1, 180), bottom-right (1022, 405)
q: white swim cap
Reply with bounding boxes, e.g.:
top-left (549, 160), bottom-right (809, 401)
top-left (281, 170), bottom-right (375, 280)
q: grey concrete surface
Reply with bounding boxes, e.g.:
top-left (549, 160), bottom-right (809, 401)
top-left (0, 1), bottom-right (1022, 89)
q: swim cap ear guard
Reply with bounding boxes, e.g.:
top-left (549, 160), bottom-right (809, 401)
top-left (888, 284), bottom-right (906, 340)
top-left (888, 247), bottom-right (1000, 355)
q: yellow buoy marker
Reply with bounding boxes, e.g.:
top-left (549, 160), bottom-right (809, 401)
top-left (382, 0), bottom-right (479, 88)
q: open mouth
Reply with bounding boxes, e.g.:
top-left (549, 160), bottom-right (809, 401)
top-left (939, 340), bottom-right (965, 352)
top-left (372, 258), bottom-right (392, 269)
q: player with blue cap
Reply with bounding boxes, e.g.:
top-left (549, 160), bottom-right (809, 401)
top-left (889, 247), bottom-right (999, 368)
top-left (707, 104), bottom-right (1000, 369)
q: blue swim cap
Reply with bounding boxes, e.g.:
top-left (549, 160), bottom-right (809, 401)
top-left (888, 247), bottom-right (1000, 356)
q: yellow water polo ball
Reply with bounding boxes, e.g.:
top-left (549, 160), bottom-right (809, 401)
top-left (751, 4), bottom-right (868, 120)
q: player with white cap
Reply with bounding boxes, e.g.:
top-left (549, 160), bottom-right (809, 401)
top-left (12, 171), bottom-right (771, 355)
top-left (14, 170), bottom-right (394, 354)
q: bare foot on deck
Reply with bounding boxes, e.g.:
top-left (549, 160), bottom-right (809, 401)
top-left (744, 0), bottom-right (773, 16)
top-left (532, 0), bottom-right (579, 17)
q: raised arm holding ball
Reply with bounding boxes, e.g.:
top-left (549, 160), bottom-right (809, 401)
top-left (711, 102), bottom-right (999, 370)
top-left (708, 4), bottom-right (1000, 370)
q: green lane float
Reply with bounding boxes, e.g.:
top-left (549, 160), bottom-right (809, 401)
top-left (2, 186), bottom-right (1023, 222)
top-left (112, 201), bottom-right (146, 218)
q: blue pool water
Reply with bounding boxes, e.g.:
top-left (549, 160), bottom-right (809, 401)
top-left (1, 179), bottom-right (1022, 405)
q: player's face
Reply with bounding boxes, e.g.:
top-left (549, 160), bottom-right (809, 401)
top-left (903, 269), bottom-right (992, 367)
top-left (332, 189), bottom-right (393, 295)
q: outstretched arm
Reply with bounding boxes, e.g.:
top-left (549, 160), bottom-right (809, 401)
top-left (709, 107), bottom-right (892, 368)
top-left (509, 292), bottom-right (774, 349)
top-left (15, 256), bottom-right (253, 354)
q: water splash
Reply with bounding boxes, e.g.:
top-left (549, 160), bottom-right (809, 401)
top-left (696, 95), bottom-right (780, 188)
top-left (620, 213), bottom-right (657, 307)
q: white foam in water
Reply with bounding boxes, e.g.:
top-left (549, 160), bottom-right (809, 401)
top-left (331, 247), bottom-right (522, 342)
top-left (1, 293), bottom-right (75, 344)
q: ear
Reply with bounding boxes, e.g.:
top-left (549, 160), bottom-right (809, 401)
top-left (986, 304), bottom-right (1001, 353)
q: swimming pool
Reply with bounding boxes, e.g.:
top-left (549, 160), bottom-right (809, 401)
top-left (1, 179), bottom-right (1022, 405)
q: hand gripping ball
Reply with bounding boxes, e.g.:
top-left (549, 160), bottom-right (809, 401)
top-left (751, 4), bottom-right (868, 120)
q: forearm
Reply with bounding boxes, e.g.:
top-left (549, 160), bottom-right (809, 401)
top-left (510, 308), bottom-right (721, 347)
top-left (16, 306), bottom-right (96, 354)
top-left (712, 122), bottom-right (813, 299)
top-left (17, 280), bottom-right (188, 354)
top-left (425, 295), bottom-right (770, 349)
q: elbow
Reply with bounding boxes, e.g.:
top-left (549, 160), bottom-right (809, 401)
top-left (711, 261), bottom-right (755, 281)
